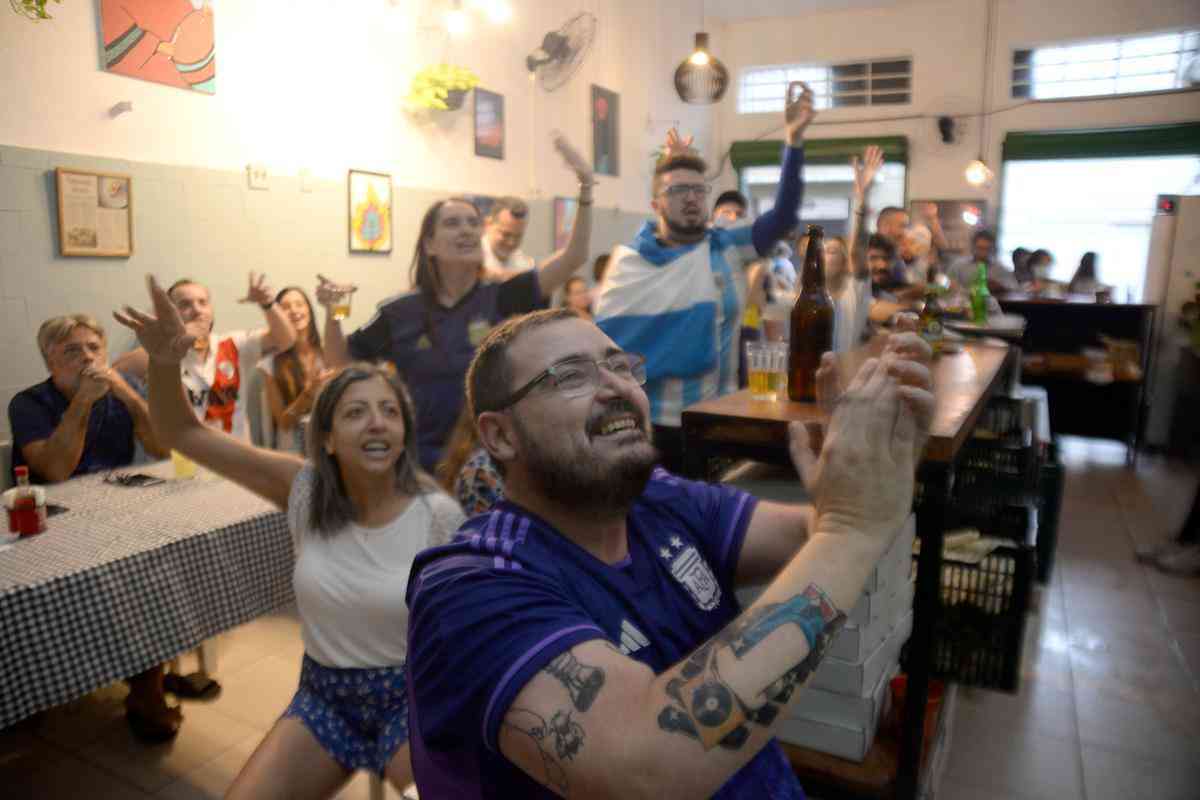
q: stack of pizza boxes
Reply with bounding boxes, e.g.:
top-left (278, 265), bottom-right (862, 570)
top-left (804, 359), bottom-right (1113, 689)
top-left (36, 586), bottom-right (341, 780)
top-left (776, 515), bottom-right (916, 762)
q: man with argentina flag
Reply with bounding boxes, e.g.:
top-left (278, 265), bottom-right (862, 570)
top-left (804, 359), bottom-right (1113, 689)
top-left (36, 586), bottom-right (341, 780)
top-left (595, 81), bottom-right (816, 472)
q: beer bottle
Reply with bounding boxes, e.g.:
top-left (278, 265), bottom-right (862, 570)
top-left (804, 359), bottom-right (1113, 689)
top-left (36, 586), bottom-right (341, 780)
top-left (788, 225), bottom-right (834, 402)
top-left (969, 262), bottom-right (990, 325)
top-left (919, 283), bottom-right (945, 356)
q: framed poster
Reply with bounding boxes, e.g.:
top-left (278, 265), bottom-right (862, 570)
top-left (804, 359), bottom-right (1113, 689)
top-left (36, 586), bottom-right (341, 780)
top-left (553, 197), bottom-right (578, 251)
top-left (348, 170), bottom-right (393, 253)
top-left (100, 0), bottom-right (216, 94)
top-left (55, 168), bottom-right (133, 257)
top-left (474, 89), bottom-right (505, 160)
top-left (591, 85), bottom-right (619, 177)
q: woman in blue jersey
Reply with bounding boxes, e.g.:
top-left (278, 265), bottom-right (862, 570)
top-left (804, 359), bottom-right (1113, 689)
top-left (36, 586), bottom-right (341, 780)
top-left (318, 135), bottom-right (596, 472)
top-left (116, 276), bottom-right (466, 799)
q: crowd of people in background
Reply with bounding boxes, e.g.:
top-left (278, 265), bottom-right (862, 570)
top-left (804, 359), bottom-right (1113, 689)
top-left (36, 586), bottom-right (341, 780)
top-left (7, 78), bottom-right (1195, 800)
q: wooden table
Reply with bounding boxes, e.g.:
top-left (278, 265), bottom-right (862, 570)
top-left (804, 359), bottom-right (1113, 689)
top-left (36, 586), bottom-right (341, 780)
top-left (996, 296), bottom-right (1156, 465)
top-left (681, 338), bottom-right (1013, 800)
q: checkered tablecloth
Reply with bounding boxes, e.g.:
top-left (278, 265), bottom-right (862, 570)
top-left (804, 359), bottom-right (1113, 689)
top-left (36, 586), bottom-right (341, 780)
top-left (0, 461), bottom-right (293, 728)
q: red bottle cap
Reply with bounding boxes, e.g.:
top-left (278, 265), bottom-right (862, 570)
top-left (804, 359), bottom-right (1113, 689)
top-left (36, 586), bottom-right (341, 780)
top-left (14, 466), bottom-right (28, 478)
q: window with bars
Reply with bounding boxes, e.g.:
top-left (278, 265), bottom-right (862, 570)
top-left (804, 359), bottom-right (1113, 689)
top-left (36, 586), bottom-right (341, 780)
top-left (737, 58), bottom-right (912, 114)
top-left (1012, 30), bottom-right (1200, 100)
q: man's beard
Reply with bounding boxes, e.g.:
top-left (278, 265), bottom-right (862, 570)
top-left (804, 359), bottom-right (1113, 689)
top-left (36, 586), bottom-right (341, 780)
top-left (514, 402), bottom-right (659, 515)
top-left (664, 214), bottom-right (707, 240)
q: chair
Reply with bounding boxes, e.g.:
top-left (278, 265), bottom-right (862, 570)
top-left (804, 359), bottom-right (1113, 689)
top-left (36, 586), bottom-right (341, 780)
top-left (246, 365), bottom-right (275, 449)
top-left (0, 439), bottom-right (12, 491)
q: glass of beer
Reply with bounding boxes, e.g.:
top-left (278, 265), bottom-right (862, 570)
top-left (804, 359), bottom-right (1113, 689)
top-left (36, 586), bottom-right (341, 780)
top-left (746, 341), bottom-right (788, 402)
top-left (330, 289), bottom-right (352, 321)
top-left (171, 449), bottom-right (197, 479)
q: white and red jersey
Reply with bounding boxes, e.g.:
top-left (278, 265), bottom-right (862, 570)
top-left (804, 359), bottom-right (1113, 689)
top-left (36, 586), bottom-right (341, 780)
top-left (180, 329), bottom-right (265, 442)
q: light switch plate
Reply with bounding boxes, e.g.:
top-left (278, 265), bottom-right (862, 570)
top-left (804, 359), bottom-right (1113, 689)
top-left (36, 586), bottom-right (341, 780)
top-left (246, 164), bottom-right (269, 190)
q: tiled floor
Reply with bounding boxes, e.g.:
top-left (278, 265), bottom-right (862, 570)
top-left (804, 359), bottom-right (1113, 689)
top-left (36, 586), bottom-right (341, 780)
top-left (2, 437), bottom-right (1198, 799)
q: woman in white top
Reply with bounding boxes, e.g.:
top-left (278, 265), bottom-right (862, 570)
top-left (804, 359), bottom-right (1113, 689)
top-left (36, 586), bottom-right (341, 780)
top-left (824, 235), bottom-right (872, 353)
top-left (259, 287), bottom-right (331, 452)
top-left (116, 276), bottom-right (465, 800)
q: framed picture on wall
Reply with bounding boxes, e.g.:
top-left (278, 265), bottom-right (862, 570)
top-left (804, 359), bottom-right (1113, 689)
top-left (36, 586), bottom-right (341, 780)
top-left (553, 197), bottom-right (578, 251)
top-left (348, 170), bottom-right (393, 253)
top-left (100, 0), bottom-right (216, 94)
top-left (55, 168), bottom-right (133, 257)
top-left (591, 85), bottom-right (619, 177)
top-left (910, 199), bottom-right (988, 257)
top-left (474, 89), bottom-right (505, 160)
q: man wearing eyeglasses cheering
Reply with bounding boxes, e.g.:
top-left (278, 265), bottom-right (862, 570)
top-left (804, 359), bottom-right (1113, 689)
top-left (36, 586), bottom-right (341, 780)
top-left (404, 308), bottom-right (934, 798)
top-left (594, 81), bottom-right (814, 472)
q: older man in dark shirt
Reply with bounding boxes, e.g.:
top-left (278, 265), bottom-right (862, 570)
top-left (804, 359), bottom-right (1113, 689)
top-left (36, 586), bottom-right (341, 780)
top-left (7, 314), bottom-right (184, 741)
top-left (9, 314), bottom-right (164, 482)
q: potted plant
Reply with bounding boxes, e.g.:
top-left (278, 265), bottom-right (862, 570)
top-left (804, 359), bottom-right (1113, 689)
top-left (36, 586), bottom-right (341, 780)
top-left (10, 0), bottom-right (58, 20)
top-left (404, 63), bottom-right (480, 112)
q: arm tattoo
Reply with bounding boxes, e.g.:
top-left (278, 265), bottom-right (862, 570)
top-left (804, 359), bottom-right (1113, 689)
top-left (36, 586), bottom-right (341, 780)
top-left (656, 583), bottom-right (846, 750)
top-left (544, 651), bottom-right (605, 712)
top-left (503, 707), bottom-right (586, 795)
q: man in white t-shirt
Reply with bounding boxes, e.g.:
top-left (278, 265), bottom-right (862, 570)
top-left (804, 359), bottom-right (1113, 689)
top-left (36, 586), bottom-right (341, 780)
top-left (481, 197), bottom-right (535, 280)
top-left (116, 273), bottom-right (296, 442)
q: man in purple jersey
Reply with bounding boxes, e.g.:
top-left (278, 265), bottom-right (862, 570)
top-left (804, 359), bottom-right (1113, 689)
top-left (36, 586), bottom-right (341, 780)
top-left (405, 308), bottom-right (933, 798)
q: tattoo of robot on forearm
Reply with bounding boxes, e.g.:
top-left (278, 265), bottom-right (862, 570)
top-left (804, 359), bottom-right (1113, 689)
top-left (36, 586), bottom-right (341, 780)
top-left (657, 584), bottom-right (847, 750)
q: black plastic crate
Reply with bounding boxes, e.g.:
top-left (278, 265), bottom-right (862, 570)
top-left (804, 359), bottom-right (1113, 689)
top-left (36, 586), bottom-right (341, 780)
top-left (917, 544), bottom-right (1034, 693)
top-left (970, 396), bottom-right (1035, 448)
top-left (948, 502), bottom-right (1037, 548)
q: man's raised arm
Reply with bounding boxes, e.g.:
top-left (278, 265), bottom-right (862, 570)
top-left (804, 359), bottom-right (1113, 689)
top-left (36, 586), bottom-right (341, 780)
top-left (499, 354), bottom-right (934, 799)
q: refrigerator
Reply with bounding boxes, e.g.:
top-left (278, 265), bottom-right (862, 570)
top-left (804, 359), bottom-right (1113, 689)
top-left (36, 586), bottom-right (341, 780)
top-left (1142, 194), bottom-right (1200, 448)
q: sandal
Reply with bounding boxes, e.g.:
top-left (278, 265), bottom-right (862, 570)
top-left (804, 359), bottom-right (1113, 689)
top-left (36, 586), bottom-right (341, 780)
top-left (125, 705), bottom-right (182, 744)
top-left (163, 671), bottom-right (222, 701)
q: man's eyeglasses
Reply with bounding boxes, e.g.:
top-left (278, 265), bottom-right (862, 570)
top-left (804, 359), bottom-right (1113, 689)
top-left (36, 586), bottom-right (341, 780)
top-left (486, 352), bottom-right (647, 412)
top-left (660, 184), bottom-right (712, 200)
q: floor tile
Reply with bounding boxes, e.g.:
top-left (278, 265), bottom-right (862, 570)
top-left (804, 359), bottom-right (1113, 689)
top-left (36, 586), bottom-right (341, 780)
top-left (954, 676), bottom-right (1076, 742)
top-left (946, 725), bottom-right (1084, 800)
top-left (1176, 633), bottom-right (1200, 682)
top-left (1074, 684), bottom-right (1200, 766)
top-left (3, 748), bottom-right (153, 800)
top-left (200, 653), bottom-right (300, 730)
top-left (156, 735), bottom-right (261, 800)
top-left (1142, 563), bottom-right (1200, 603)
top-left (1156, 592), bottom-right (1200, 637)
top-left (936, 777), bottom-right (1043, 800)
top-left (1080, 742), bottom-right (1200, 800)
top-left (30, 680), bottom-right (129, 750)
top-left (79, 702), bottom-right (262, 794)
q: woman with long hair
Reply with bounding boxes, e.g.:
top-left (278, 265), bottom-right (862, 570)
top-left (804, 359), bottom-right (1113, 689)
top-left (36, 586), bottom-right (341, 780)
top-left (1069, 251), bottom-right (1104, 295)
top-left (823, 234), bottom-right (872, 353)
top-left (561, 276), bottom-right (594, 320)
top-left (115, 276), bottom-right (465, 800)
top-left (435, 407), bottom-right (504, 516)
top-left (318, 135), bottom-right (594, 471)
top-left (259, 287), bottom-right (331, 452)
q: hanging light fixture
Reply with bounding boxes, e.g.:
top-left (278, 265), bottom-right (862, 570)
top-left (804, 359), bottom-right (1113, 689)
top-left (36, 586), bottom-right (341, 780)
top-left (965, 158), bottom-right (994, 187)
top-left (965, 0), bottom-right (997, 188)
top-left (444, 0), bottom-right (470, 36)
top-left (675, 3), bottom-right (729, 107)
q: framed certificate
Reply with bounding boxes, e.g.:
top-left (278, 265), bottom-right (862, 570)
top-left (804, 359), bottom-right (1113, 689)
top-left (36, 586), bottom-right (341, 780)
top-left (55, 168), bottom-right (133, 257)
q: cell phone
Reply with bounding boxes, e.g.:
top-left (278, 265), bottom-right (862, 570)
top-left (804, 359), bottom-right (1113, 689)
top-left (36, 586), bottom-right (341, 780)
top-left (123, 474), bottom-right (166, 488)
top-left (104, 473), bottom-right (166, 488)
top-left (45, 504), bottom-right (69, 517)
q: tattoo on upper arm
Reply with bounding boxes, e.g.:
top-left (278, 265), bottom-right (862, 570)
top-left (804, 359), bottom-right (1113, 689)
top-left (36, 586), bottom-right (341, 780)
top-left (544, 651), bottom-right (606, 712)
top-left (503, 707), bottom-right (586, 796)
top-left (657, 583), bottom-right (846, 750)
